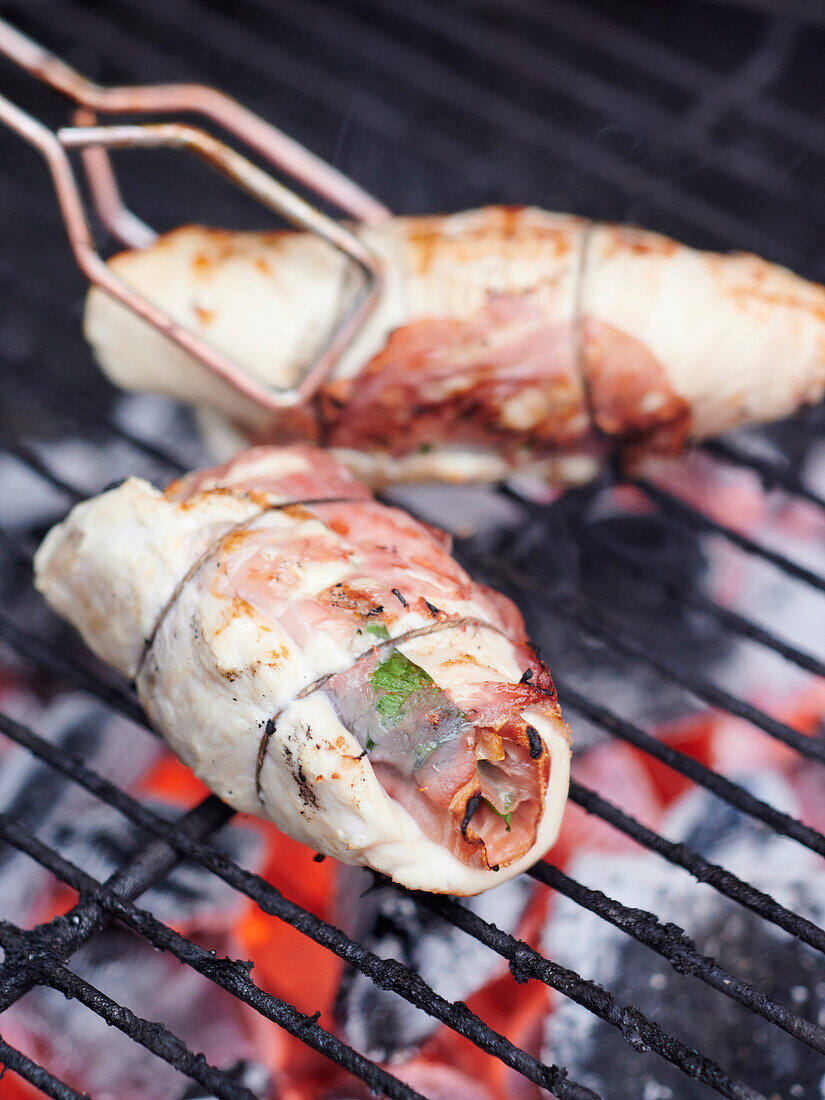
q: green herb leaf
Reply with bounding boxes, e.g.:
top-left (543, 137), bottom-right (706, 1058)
top-left (365, 622), bottom-right (390, 640)
top-left (483, 797), bottom-right (512, 832)
top-left (413, 739), bottom-right (441, 768)
top-left (370, 649), bottom-right (434, 722)
top-left (365, 736), bottom-right (376, 752)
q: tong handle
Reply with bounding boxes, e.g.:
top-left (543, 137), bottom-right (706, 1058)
top-left (0, 15), bottom-right (387, 412)
top-left (0, 16), bottom-right (390, 226)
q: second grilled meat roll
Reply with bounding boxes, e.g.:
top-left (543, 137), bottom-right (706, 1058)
top-left (34, 445), bottom-right (571, 894)
top-left (84, 206), bottom-right (825, 486)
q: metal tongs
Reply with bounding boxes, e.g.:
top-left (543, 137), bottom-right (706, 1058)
top-left (0, 16), bottom-right (388, 410)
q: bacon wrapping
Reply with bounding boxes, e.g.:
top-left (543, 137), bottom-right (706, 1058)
top-left (84, 206), bottom-right (825, 486)
top-left (34, 445), bottom-right (571, 894)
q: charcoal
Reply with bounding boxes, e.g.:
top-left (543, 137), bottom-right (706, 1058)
top-left (542, 782), bottom-right (825, 1099)
top-left (334, 866), bottom-right (534, 1061)
top-left (177, 1060), bottom-right (273, 1099)
top-left (5, 929), bottom-right (265, 1100)
top-left (44, 797), bottom-right (263, 926)
top-left (0, 694), bottom-right (162, 925)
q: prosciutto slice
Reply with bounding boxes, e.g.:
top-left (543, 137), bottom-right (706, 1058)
top-left (34, 445), bottom-right (570, 894)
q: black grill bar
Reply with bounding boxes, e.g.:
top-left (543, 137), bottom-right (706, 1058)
top-left (19, 0), bottom-right (473, 198)
top-left (475, 0), bottom-right (825, 166)
top-left (0, 705), bottom-right (785, 1100)
top-left (18, 0), bottom-right (823, 263)
top-left (0, 1039), bottom-right (88, 1100)
top-left (411, 889), bottom-right (765, 1100)
top-left (0, 921), bottom-right (257, 1100)
top-left (554, 595), bottom-right (825, 766)
top-left (0, 725), bottom-right (776, 1100)
top-left (4, 135), bottom-right (825, 774)
top-left (40, 964), bottom-right (254, 1100)
top-left (0, 527), bottom-right (36, 566)
top-left (4, 480), bottom-right (825, 880)
top-left (0, 340), bottom-right (191, 483)
top-left (1, 439), bottom-right (84, 504)
top-left (6, 338), bottom-right (825, 795)
top-left (19, 357), bottom-right (191, 478)
top-left (6, 426), bottom-right (825, 778)
top-left (0, 611), bottom-right (147, 727)
top-left (6, 369), bottom-right (181, 491)
top-left (0, 795), bottom-right (233, 1013)
top-left (2, 5), bottom-right (825, 1094)
top-left (529, 861), bottom-right (825, 1052)
top-left (1, 424), bottom-right (825, 814)
top-left (15, 292), bottom-right (825, 720)
top-left (8, 197), bottom-right (825, 733)
top-left (636, 477), bottom-right (825, 594)
top-left (568, 780), bottom-right (825, 953)
top-left (7, 384), bottom-right (825, 826)
top-left (0, 713), bottom-right (599, 1100)
top-left (8, 378), bottom-right (825, 764)
top-left (0, 347), bottom-right (185, 485)
top-left (704, 438), bottom-right (825, 511)
top-left (575, 520), bottom-right (825, 681)
top-left (716, 0), bottom-right (825, 26)
top-left (558, 682), bottom-right (825, 857)
top-left (469, 549), bottom-right (825, 766)
top-left (0, 252), bottom-right (189, 476)
top-left (0, 815), bottom-right (432, 1100)
top-left (5, 587), bottom-right (825, 958)
top-left (1, 435), bottom-right (824, 942)
top-left (340, 0), bottom-right (822, 228)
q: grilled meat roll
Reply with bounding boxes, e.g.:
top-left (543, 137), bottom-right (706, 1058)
top-left (85, 206), bottom-right (825, 486)
top-left (34, 445), bottom-right (571, 894)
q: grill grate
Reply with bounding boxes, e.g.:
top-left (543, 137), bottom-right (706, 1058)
top-left (1, 1), bottom-right (825, 1098)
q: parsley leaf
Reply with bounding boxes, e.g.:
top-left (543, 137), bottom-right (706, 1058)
top-left (483, 797), bottom-right (513, 832)
top-left (413, 739), bottom-right (441, 767)
top-left (370, 649), bottom-right (434, 722)
top-left (365, 622), bottom-right (390, 640)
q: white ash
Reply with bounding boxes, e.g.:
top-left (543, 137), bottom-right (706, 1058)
top-left (112, 392), bottom-right (210, 471)
top-left (0, 689), bottom-right (263, 926)
top-left (0, 455), bottom-right (69, 531)
top-left (0, 694), bottom-right (162, 926)
top-left (44, 797), bottom-right (263, 927)
top-left (386, 480), bottom-right (526, 542)
top-left (0, 691), bottom-right (269, 1100)
top-left (542, 779), bottom-right (825, 1099)
top-left (177, 1061), bottom-right (273, 1099)
top-left (506, 435), bottom-right (825, 743)
top-left (0, 394), bottom-right (205, 533)
top-left (334, 866), bottom-right (534, 1062)
top-left (4, 930), bottom-right (268, 1100)
top-left (803, 440), bottom-right (825, 499)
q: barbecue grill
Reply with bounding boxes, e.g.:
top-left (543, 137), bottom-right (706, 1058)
top-left (0, 1), bottom-right (824, 1097)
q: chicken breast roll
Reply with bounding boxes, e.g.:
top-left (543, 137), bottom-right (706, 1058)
top-left (84, 206), bottom-right (825, 486)
top-left (34, 445), bottom-right (571, 894)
